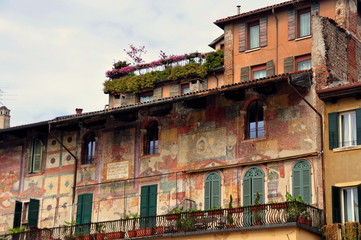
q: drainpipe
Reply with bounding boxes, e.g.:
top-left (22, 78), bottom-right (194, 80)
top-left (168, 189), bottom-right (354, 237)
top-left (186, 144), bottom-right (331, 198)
top-left (272, 7), bottom-right (279, 74)
top-left (287, 78), bottom-right (326, 222)
top-left (48, 123), bottom-right (79, 220)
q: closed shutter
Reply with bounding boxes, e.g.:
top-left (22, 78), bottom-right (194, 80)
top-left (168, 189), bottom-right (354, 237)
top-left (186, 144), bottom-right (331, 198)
top-left (243, 178), bottom-right (251, 206)
top-left (33, 140), bottom-right (42, 172)
top-left (76, 194), bottom-right (93, 234)
top-left (311, 3), bottom-right (320, 16)
top-left (293, 168), bottom-right (301, 198)
top-left (284, 57), bottom-right (295, 73)
top-left (13, 201), bottom-right (22, 228)
top-left (328, 112), bottom-right (339, 149)
top-left (27, 147), bottom-right (32, 173)
top-left (204, 178), bottom-right (210, 210)
top-left (266, 60), bottom-right (275, 77)
top-left (332, 186), bottom-right (341, 223)
top-left (239, 23), bottom-right (246, 52)
top-left (357, 184), bottom-right (361, 221)
top-left (302, 166), bottom-right (311, 203)
top-left (356, 109), bottom-right (361, 145)
top-left (76, 194), bottom-right (83, 226)
top-left (212, 175), bottom-right (221, 208)
top-left (259, 17), bottom-right (268, 47)
top-left (288, 9), bottom-right (296, 40)
top-left (148, 185), bottom-right (157, 227)
top-left (141, 185), bottom-right (157, 228)
top-left (253, 176), bottom-right (264, 204)
top-left (28, 199), bottom-right (40, 227)
top-left (293, 160), bottom-right (312, 203)
top-left (241, 67), bottom-right (250, 82)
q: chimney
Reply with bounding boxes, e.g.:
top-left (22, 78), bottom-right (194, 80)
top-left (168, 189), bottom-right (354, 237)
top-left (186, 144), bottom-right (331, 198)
top-left (75, 108), bottom-right (83, 114)
top-left (237, 5), bottom-right (241, 14)
top-left (0, 106), bottom-right (10, 129)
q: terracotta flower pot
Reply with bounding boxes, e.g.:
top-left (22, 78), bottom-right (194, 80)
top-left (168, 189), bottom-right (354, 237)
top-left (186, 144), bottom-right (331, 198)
top-left (156, 226), bottom-right (164, 234)
top-left (166, 214), bottom-right (180, 220)
top-left (253, 221), bottom-right (263, 226)
top-left (271, 203), bottom-right (287, 209)
top-left (145, 227), bottom-right (154, 235)
top-left (127, 230), bottom-right (137, 238)
top-left (94, 233), bottom-right (106, 240)
top-left (136, 228), bottom-right (146, 237)
top-left (189, 211), bottom-right (204, 217)
top-left (226, 224), bottom-right (236, 228)
top-left (228, 208), bottom-right (244, 213)
top-left (106, 231), bottom-right (125, 239)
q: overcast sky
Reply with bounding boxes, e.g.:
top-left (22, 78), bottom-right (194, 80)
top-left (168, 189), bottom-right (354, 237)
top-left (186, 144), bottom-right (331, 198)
top-left (0, 0), bottom-right (285, 127)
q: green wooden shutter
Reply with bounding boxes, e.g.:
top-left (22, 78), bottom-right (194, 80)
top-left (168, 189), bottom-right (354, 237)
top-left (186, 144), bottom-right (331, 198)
top-left (140, 186), bottom-right (149, 228)
top-left (148, 185), bottom-right (157, 227)
top-left (13, 201), bottom-right (22, 228)
top-left (302, 166), bottom-right (311, 203)
top-left (356, 109), bottom-right (361, 145)
top-left (75, 194), bottom-right (83, 226)
top-left (329, 112), bottom-right (339, 149)
top-left (241, 67), bottom-right (250, 82)
top-left (28, 199), bottom-right (40, 227)
top-left (357, 184), bottom-right (361, 222)
top-left (243, 178), bottom-right (251, 206)
top-left (204, 177), bottom-right (211, 210)
top-left (293, 168), bottom-right (301, 198)
top-left (332, 186), bottom-right (341, 223)
top-left (33, 139), bottom-right (42, 172)
top-left (28, 142), bottom-right (33, 173)
top-left (311, 2), bottom-right (320, 16)
top-left (76, 194), bottom-right (93, 234)
top-left (253, 176), bottom-right (264, 204)
top-left (212, 175), bottom-right (221, 208)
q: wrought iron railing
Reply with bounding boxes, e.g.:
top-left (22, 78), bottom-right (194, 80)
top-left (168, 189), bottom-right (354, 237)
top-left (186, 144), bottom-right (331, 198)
top-left (0, 201), bottom-right (323, 240)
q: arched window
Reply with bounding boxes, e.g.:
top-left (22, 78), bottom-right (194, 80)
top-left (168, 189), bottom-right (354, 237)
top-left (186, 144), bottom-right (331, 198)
top-left (243, 167), bottom-right (264, 205)
top-left (145, 121), bottom-right (159, 155)
top-left (247, 100), bottom-right (264, 139)
top-left (292, 160), bottom-right (311, 203)
top-left (83, 133), bottom-right (96, 164)
top-left (204, 172), bottom-right (221, 210)
top-left (28, 138), bottom-right (42, 173)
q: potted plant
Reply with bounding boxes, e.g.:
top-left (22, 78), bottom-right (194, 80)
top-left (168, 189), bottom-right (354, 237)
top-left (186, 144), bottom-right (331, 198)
top-left (127, 212), bottom-right (139, 238)
top-left (226, 195), bottom-right (236, 228)
top-left (8, 226), bottom-right (28, 240)
top-left (105, 220), bottom-right (125, 239)
top-left (188, 208), bottom-right (204, 217)
top-left (285, 192), bottom-right (307, 223)
top-left (63, 221), bottom-right (77, 240)
top-left (166, 206), bottom-right (184, 220)
top-left (252, 192), bottom-right (263, 226)
top-left (94, 223), bottom-right (106, 240)
top-left (208, 206), bottom-right (223, 215)
top-left (228, 195), bottom-right (244, 213)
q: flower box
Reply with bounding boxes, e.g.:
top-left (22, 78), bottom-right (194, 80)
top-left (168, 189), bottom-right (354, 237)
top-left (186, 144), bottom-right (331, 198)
top-left (165, 214), bottom-right (181, 220)
top-left (106, 232), bottom-right (125, 239)
top-left (228, 208), bottom-right (244, 213)
top-left (156, 226), bottom-right (164, 234)
top-left (208, 210), bottom-right (223, 215)
top-left (271, 203), bottom-right (287, 209)
top-left (94, 233), bottom-right (106, 240)
top-left (189, 211), bottom-right (204, 217)
top-left (250, 205), bottom-right (266, 211)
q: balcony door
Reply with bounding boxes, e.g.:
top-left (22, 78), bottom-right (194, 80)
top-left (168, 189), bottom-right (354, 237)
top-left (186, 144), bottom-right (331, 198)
top-left (140, 185), bottom-right (157, 228)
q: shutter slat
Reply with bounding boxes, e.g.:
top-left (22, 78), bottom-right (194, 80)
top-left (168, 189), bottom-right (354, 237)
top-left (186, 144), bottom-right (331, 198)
top-left (212, 176), bottom-right (221, 208)
top-left (241, 67), bottom-right (250, 82)
top-left (293, 170), bottom-right (301, 198)
top-left (302, 168), bottom-right (311, 203)
top-left (266, 60), bottom-right (275, 77)
top-left (28, 199), bottom-right (40, 227)
top-left (13, 201), bottom-right (22, 228)
top-left (284, 57), bottom-right (295, 73)
top-left (253, 177), bottom-right (264, 204)
top-left (329, 112), bottom-right (339, 149)
top-left (204, 179), bottom-right (210, 210)
top-left (259, 17), bottom-right (268, 47)
top-left (311, 2), bottom-right (320, 16)
top-left (239, 23), bottom-right (246, 52)
top-left (332, 186), bottom-right (341, 223)
top-left (288, 9), bottom-right (296, 40)
top-left (243, 178), bottom-right (251, 206)
top-left (356, 109), bottom-right (361, 145)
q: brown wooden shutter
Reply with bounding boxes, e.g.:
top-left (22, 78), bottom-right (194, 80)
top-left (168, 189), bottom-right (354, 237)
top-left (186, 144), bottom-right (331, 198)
top-left (241, 67), bottom-right (250, 81)
top-left (266, 60), bottom-right (275, 77)
top-left (260, 17), bottom-right (268, 47)
top-left (311, 2), bottom-right (320, 16)
top-left (284, 57), bottom-right (295, 73)
top-left (239, 23), bottom-right (246, 52)
top-left (288, 9), bottom-right (296, 40)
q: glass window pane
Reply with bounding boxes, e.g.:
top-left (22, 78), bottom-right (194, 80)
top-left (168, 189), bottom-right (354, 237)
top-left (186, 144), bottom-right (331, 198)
top-left (299, 12), bottom-right (311, 37)
top-left (343, 188), bottom-right (353, 222)
top-left (351, 112), bottom-right (357, 146)
top-left (341, 114), bottom-right (350, 147)
top-left (249, 122), bottom-right (256, 139)
top-left (297, 60), bottom-right (311, 71)
top-left (258, 121), bottom-right (264, 138)
top-left (353, 188), bottom-right (359, 222)
top-left (253, 69), bottom-right (266, 79)
top-left (182, 87), bottom-right (190, 94)
top-left (250, 25), bottom-right (260, 49)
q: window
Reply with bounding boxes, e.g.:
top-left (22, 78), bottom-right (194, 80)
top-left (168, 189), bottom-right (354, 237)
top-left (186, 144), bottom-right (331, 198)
top-left (76, 194), bottom-right (93, 235)
top-left (247, 100), bottom-right (264, 139)
top-left (332, 185), bottom-right (361, 223)
top-left (248, 21), bottom-right (260, 49)
top-left (145, 121), bottom-right (159, 155)
top-left (13, 199), bottom-right (39, 228)
top-left (298, 8), bottom-right (311, 37)
top-left (204, 172), bottom-right (221, 210)
top-left (139, 91), bottom-right (154, 103)
top-left (140, 185), bottom-right (157, 228)
top-left (251, 64), bottom-right (266, 79)
top-left (296, 54), bottom-right (311, 71)
top-left (181, 83), bottom-right (190, 94)
top-left (243, 167), bottom-right (264, 206)
top-left (292, 160), bottom-right (312, 203)
top-left (328, 109), bottom-right (361, 149)
top-left (83, 133), bottom-right (96, 164)
top-left (28, 138), bottom-right (42, 173)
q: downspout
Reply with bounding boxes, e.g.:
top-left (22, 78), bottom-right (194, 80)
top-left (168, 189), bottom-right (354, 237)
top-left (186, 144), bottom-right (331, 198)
top-left (272, 7), bottom-right (279, 74)
top-left (287, 78), bottom-right (325, 222)
top-left (48, 123), bottom-right (79, 219)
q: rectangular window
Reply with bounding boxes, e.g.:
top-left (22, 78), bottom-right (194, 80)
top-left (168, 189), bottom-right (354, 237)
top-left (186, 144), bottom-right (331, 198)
top-left (139, 92), bottom-right (154, 103)
top-left (339, 111), bottom-right (357, 147)
top-left (298, 8), bottom-right (311, 37)
top-left (248, 21), bottom-right (260, 49)
top-left (296, 54), bottom-right (311, 71)
top-left (181, 83), bottom-right (190, 94)
top-left (251, 64), bottom-right (266, 80)
top-left (341, 187), bottom-right (359, 223)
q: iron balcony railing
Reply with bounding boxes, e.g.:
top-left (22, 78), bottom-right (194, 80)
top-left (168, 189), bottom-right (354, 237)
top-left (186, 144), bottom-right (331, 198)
top-left (0, 201), bottom-right (324, 240)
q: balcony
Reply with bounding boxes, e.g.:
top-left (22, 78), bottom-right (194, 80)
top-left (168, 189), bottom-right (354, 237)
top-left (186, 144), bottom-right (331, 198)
top-left (1, 201), bottom-right (323, 240)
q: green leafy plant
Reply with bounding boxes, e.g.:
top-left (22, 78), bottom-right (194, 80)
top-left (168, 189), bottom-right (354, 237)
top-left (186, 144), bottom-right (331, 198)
top-left (204, 50), bottom-right (224, 70)
top-left (168, 206), bottom-right (184, 214)
top-left (95, 223), bottom-right (106, 233)
top-left (8, 226), bottom-right (27, 234)
top-left (227, 195), bottom-right (234, 225)
top-left (252, 192), bottom-right (263, 224)
top-left (286, 192), bottom-right (307, 220)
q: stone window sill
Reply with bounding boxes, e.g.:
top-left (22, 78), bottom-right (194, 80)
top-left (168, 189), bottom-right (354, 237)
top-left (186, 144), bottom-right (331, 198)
top-left (333, 145), bottom-right (361, 152)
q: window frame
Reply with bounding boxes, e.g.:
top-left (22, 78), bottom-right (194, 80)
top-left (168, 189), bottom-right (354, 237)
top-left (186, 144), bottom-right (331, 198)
top-left (246, 100), bottom-right (265, 139)
top-left (28, 138), bottom-right (43, 174)
top-left (82, 133), bottom-right (96, 165)
top-left (340, 187), bottom-right (359, 223)
top-left (295, 54), bottom-right (311, 71)
top-left (251, 64), bottom-right (266, 80)
top-left (292, 160), bottom-right (312, 203)
top-left (144, 121), bottom-right (159, 155)
top-left (339, 111), bottom-right (357, 147)
top-left (248, 20), bottom-right (260, 50)
top-left (139, 91), bottom-right (154, 103)
top-left (243, 166), bottom-right (265, 206)
top-left (297, 8), bottom-right (311, 38)
top-left (181, 83), bottom-right (190, 94)
top-left (204, 172), bottom-right (221, 210)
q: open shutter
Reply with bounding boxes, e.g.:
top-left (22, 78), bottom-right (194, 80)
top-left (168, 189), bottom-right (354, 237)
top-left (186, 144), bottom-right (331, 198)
top-left (311, 2), bottom-right (320, 17)
top-left (239, 23), bottom-right (246, 52)
top-left (357, 184), bottom-right (361, 222)
top-left (266, 60), bottom-right (275, 77)
top-left (259, 17), bottom-right (268, 47)
top-left (288, 9), bottom-right (296, 40)
top-left (356, 109), bottom-right (361, 145)
top-left (243, 178), bottom-right (251, 206)
top-left (33, 140), bottom-right (42, 172)
top-left (76, 194), bottom-right (83, 225)
top-left (212, 175), bottom-right (221, 208)
top-left (253, 176), bottom-right (264, 204)
top-left (332, 186), bottom-right (341, 223)
top-left (28, 199), bottom-right (40, 227)
top-left (204, 178), bottom-right (210, 210)
top-left (302, 166), bottom-right (311, 203)
top-left (28, 143), bottom-right (33, 173)
top-left (329, 112), bottom-right (339, 149)
top-left (241, 67), bottom-right (250, 82)
top-left (140, 186), bottom-right (149, 228)
top-left (148, 185), bottom-right (157, 227)
top-left (284, 57), bottom-right (295, 73)
top-left (13, 201), bottom-right (22, 228)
